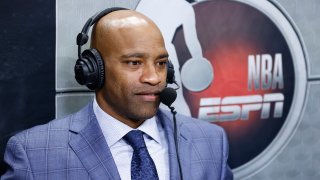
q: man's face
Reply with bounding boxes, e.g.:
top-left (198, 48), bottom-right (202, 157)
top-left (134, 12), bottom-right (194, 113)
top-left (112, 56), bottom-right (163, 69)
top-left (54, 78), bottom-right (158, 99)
top-left (96, 18), bottom-right (168, 125)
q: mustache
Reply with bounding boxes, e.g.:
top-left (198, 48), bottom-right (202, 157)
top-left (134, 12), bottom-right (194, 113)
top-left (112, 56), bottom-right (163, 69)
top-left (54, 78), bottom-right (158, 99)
top-left (132, 85), bottom-right (165, 95)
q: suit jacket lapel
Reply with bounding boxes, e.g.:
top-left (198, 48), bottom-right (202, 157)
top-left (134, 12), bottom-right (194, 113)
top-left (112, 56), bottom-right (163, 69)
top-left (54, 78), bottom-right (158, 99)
top-left (68, 103), bottom-right (121, 180)
top-left (157, 110), bottom-right (191, 180)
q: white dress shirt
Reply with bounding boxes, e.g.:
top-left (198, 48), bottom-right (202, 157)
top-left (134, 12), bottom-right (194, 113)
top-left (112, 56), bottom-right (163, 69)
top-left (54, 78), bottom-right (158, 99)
top-left (93, 98), bottom-right (169, 180)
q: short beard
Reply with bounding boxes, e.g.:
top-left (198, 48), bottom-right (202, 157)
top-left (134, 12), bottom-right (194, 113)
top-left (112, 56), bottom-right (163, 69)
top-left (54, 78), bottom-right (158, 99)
top-left (124, 101), bottom-right (160, 122)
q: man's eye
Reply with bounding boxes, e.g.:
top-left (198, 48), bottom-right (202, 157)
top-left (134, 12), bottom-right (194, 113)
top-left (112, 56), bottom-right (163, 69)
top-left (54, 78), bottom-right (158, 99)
top-left (157, 61), bottom-right (167, 66)
top-left (127, 61), bottom-right (141, 66)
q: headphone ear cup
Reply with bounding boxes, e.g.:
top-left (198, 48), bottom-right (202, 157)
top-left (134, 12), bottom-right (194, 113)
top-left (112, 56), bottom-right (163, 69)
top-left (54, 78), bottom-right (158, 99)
top-left (88, 49), bottom-right (105, 89)
top-left (74, 49), bottom-right (105, 90)
top-left (166, 60), bottom-right (175, 84)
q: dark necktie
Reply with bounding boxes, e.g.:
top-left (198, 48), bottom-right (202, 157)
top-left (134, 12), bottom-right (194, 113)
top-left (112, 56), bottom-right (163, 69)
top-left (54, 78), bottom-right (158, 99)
top-left (124, 130), bottom-right (159, 180)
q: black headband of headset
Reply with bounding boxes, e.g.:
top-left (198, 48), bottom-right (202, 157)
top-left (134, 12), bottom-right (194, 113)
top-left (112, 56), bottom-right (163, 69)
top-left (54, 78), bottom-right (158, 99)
top-left (76, 7), bottom-right (129, 59)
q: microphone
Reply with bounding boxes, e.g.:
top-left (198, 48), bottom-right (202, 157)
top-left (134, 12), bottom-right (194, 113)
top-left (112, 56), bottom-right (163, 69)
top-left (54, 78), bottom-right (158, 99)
top-left (159, 87), bottom-right (183, 180)
top-left (160, 87), bottom-right (177, 107)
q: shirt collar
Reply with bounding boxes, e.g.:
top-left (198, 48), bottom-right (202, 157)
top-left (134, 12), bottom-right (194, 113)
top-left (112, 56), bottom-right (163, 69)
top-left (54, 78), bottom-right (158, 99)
top-left (93, 98), bottom-right (162, 148)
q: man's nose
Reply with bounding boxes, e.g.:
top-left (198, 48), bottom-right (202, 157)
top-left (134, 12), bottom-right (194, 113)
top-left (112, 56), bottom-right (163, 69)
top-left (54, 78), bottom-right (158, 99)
top-left (140, 64), bottom-right (162, 85)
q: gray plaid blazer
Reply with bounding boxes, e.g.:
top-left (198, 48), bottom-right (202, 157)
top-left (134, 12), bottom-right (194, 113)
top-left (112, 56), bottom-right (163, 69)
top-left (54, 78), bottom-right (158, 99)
top-left (2, 102), bottom-right (233, 180)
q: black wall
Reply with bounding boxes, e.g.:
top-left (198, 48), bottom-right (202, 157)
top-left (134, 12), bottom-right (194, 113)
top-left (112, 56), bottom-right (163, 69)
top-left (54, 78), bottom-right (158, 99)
top-left (0, 0), bottom-right (55, 175)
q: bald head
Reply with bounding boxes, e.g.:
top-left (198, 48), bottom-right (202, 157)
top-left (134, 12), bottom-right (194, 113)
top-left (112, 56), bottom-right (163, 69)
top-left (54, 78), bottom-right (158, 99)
top-left (91, 10), bottom-right (163, 51)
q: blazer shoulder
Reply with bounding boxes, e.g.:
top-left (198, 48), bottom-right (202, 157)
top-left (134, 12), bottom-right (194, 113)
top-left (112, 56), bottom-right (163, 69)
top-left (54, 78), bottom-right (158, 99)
top-left (159, 109), bottom-right (226, 139)
top-left (176, 112), bottom-right (226, 140)
top-left (10, 102), bottom-right (93, 147)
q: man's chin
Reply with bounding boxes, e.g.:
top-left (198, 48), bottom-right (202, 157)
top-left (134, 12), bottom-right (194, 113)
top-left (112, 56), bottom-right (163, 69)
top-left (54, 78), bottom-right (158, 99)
top-left (126, 101), bottom-right (160, 120)
top-left (129, 108), bottom-right (158, 122)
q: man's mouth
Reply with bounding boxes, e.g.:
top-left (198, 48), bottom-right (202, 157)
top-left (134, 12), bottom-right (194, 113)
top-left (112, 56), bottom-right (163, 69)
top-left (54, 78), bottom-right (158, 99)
top-left (135, 91), bottom-right (161, 101)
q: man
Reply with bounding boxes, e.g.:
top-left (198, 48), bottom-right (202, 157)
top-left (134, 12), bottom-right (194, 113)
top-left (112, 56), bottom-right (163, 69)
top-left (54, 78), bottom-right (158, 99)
top-left (2, 9), bottom-right (233, 180)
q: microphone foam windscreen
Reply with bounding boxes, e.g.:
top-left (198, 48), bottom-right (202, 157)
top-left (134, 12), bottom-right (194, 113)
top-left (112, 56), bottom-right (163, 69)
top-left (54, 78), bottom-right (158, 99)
top-left (160, 87), bottom-right (177, 107)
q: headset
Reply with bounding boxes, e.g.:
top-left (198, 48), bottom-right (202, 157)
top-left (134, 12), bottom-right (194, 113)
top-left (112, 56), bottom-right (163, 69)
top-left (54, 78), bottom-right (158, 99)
top-left (74, 7), bottom-right (176, 90)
